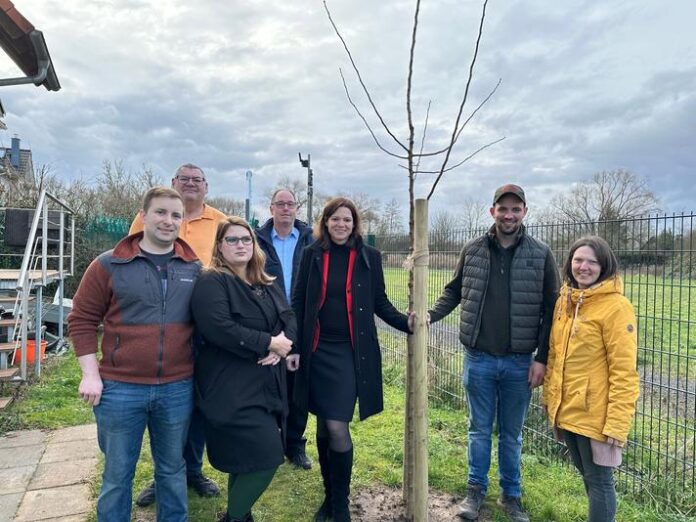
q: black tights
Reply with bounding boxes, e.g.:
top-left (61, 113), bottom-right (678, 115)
top-left (317, 417), bottom-right (352, 452)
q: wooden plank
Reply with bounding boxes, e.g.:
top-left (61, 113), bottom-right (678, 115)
top-left (0, 269), bottom-right (60, 281)
top-left (0, 318), bottom-right (18, 327)
top-left (0, 396), bottom-right (13, 410)
top-left (0, 367), bottom-right (20, 379)
top-left (0, 342), bottom-right (18, 353)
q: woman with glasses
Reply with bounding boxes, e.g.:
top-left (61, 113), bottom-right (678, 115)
top-left (292, 197), bottom-right (414, 522)
top-left (544, 236), bottom-right (639, 522)
top-left (191, 216), bottom-right (296, 522)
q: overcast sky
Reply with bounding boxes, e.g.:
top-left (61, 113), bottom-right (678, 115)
top-left (1, 0), bottom-right (694, 220)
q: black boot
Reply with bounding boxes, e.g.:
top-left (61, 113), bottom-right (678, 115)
top-left (216, 512), bottom-right (253, 522)
top-left (314, 436), bottom-right (332, 521)
top-left (328, 447), bottom-right (353, 522)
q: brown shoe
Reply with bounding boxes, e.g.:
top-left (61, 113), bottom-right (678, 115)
top-left (457, 484), bottom-right (485, 520)
top-left (497, 495), bottom-right (529, 522)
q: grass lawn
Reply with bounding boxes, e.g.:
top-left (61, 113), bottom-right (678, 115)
top-left (2, 351), bottom-right (689, 521)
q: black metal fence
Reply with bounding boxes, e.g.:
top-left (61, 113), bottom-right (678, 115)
top-left (375, 213), bottom-right (695, 512)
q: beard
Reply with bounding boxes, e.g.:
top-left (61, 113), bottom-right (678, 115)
top-left (496, 221), bottom-right (520, 236)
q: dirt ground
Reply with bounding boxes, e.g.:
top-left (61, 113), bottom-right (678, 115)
top-left (133, 485), bottom-right (496, 521)
top-left (350, 485), bottom-right (494, 521)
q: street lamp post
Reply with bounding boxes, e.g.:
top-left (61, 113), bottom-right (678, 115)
top-left (298, 153), bottom-right (313, 223)
top-left (245, 170), bottom-right (252, 222)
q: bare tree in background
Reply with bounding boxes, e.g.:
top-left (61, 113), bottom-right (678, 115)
top-left (97, 160), bottom-right (161, 220)
top-left (324, 0), bottom-right (500, 518)
top-left (459, 196), bottom-right (489, 230)
top-left (376, 197), bottom-right (405, 235)
top-left (343, 190), bottom-right (382, 233)
top-left (548, 169), bottom-right (660, 222)
top-left (206, 196), bottom-right (245, 217)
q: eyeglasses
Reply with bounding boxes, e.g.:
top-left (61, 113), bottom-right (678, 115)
top-left (176, 176), bottom-right (205, 184)
top-left (272, 201), bottom-right (297, 209)
top-left (223, 236), bottom-right (253, 246)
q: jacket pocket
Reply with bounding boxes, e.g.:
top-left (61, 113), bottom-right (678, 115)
top-left (109, 334), bottom-right (121, 367)
top-left (563, 377), bottom-right (590, 412)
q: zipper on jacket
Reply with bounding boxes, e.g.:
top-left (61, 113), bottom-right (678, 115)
top-left (109, 334), bottom-right (121, 367)
top-left (155, 265), bottom-right (169, 382)
top-left (142, 256), bottom-right (168, 383)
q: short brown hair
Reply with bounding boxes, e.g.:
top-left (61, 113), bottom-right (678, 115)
top-left (313, 197), bottom-right (362, 249)
top-left (208, 216), bottom-right (275, 285)
top-left (142, 186), bottom-right (183, 211)
top-left (563, 235), bottom-right (619, 288)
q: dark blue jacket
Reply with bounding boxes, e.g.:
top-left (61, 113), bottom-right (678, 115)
top-left (255, 218), bottom-right (314, 303)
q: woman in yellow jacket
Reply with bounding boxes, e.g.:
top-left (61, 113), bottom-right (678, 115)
top-left (544, 236), bottom-right (639, 522)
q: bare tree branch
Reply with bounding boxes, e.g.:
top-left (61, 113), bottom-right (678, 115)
top-left (420, 137), bottom-right (505, 176)
top-left (413, 99), bottom-right (431, 180)
top-left (428, 0), bottom-right (490, 199)
top-left (339, 69), bottom-right (408, 160)
top-left (323, 0), bottom-right (408, 152)
top-left (452, 77), bottom-right (501, 145)
top-left (425, 137), bottom-right (504, 199)
top-left (414, 77), bottom-right (501, 158)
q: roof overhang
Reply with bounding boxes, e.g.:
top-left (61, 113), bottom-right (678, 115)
top-left (0, 0), bottom-right (60, 91)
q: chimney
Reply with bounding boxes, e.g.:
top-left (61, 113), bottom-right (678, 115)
top-left (11, 135), bottom-right (20, 169)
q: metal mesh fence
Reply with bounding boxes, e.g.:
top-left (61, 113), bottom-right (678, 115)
top-left (375, 214), bottom-right (695, 510)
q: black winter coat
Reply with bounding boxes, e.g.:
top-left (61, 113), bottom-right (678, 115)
top-left (191, 270), bottom-right (297, 471)
top-left (292, 239), bottom-right (410, 420)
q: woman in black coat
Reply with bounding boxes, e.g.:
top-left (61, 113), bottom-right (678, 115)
top-left (291, 197), bottom-right (413, 522)
top-left (191, 216), bottom-right (296, 522)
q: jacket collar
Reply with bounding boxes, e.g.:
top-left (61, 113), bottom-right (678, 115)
top-left (486, 223), bottom-right (526, 249)
top-left (111, 232), bottom-right (199, 264)
top-left (257, 218), bottom-right (312, 242)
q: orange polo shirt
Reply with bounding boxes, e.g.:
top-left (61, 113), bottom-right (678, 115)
top-left (129, 204), bottom-right (227, 267)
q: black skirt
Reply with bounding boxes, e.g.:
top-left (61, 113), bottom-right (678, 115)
top-left (308, 339), bottom-right (357, 422)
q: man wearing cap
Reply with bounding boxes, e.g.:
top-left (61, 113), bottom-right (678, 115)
top-left (429, 184), bottom-right (559, 522)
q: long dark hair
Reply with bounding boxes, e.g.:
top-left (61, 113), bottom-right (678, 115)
top-left (562, 235), bottom-right (619, 288)
top-left (313, 197), bottom-right (362, 249)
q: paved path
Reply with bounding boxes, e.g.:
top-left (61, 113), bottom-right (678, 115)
top-left (0, 424), bottom-right (98, 522)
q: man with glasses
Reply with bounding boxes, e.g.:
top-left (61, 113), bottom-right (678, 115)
top-left (256, 188), bottom-right (315, 470)
top-left (129, 163), bottom-right (227, 267)
top-left (129, 164), bottom-right (226, 506)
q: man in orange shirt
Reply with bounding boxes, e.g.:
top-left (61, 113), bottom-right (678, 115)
top-left (129, 163), bottom-right (226, 267)
top-left (131, 164), bottom-right (226, 506)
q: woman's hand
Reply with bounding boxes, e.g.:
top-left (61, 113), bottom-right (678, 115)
top-left (606, 437), bottom-right (624, 448)
top-left (268, 331), bottom-right (292, 357)
top-left (286, 354), bottom-right (300, 371)
top-left (258, 353), bottom-right (282, 366)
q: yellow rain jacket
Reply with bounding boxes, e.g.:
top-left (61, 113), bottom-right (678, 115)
top-left (543, 276), bottom-right (639, 443)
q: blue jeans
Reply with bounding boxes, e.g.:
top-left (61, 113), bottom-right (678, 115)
top-left (462, 349), bottom-right (532, 497)
top-left (93, 379), bottom-right (193, 522)
top-left (183, 406), bottom-right (206, 475)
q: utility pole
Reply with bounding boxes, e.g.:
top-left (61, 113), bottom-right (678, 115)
top-left (298, 153), bottom-right (313, 223)
top-left (245, 170), bottom-right (252, 222)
